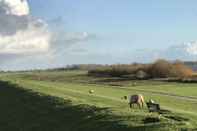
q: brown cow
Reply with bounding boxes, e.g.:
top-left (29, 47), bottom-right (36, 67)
top-left (129, 94), bottom-right (145, 109)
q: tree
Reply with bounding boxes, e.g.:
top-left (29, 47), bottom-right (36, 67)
top-left (149, 59), bottom-right (174, 78)
top-left (173, 61), bottom-right (193, 78)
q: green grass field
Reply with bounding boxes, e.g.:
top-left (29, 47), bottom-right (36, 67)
top-left (0, 70), bottom-right (197, 131)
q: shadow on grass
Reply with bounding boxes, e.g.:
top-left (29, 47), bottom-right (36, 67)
top-left (0, 81), bottom-right (190, 131)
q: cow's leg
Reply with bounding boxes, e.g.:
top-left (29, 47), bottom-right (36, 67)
top-left (137, 103), bottom-right (141, 109)
top-left (130, 103), bottom-right (135, 109)
top-left (141, 101), bottom-right (144, 108)
top-left (129, 103), bottom-right (132, 108)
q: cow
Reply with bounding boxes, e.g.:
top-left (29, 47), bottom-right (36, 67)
top-left (129, 94), bottom-right (145, 109)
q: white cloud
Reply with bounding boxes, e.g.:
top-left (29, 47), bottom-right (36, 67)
top-left (2, 0), bottom-right (29, 16)
top-left (129, 41), bottom-right (197, 62)
top-left (50, 31), bottom-right (94, 54)
top-left (0, 0), bottom-right (96, 70)
top-left (0, 25), bottom-right (51, 54)
top-left (0, 0), bottom-right (50, 55)
top-left (184, 41), bottom-right (197, 55)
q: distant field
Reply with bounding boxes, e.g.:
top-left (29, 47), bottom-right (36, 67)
top-left (0, 70), bottom-right (197, 130)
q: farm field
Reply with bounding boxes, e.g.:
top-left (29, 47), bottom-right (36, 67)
top-left (0, 70), bottom-right (197, 131)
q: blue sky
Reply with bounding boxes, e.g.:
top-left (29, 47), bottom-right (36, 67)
top-left (0, 0), bottom-right (197, 70)
top-left (28, 0), bottom-right (197, 50)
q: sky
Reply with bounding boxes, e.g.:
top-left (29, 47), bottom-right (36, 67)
top-left (28, 0), bottom-right (197, 48)
top-left (1, 0), bottom-right (197, 70)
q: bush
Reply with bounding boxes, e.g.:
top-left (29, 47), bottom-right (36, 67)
top-left (173, 61), bottom-right (193, 78)
top-left (88, 59), bottom-right (193, 79)
top-left (88, 64), bottom-right (140, 77)
top-left (147, 59), bottom-right (174, 78)
top-left (136, 70), bottom-right (149, 79)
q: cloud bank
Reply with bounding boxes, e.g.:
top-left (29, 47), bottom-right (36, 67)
top-left (0, 0), bottom-right (93, 70)
top-left (0, 0), bottom-right (51, 55)
top-left (127, 41), bottom-right (197, 63)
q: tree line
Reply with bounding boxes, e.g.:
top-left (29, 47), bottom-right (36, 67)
top-left (88, 59), bottom-right (193, 79)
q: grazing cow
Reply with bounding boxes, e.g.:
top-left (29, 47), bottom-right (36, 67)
top-left (129, 94), bottom-right (145, 109)
top-left (89, 90), bottom-right (94, 94)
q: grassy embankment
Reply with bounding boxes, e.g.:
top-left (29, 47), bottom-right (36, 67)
top-left (0, 71), bottom-right (197, 130)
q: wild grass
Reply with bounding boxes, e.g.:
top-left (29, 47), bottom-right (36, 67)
top-left (0, 71), bottom-right (197, 130)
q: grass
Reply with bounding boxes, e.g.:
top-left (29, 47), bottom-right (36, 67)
top-left (0, 70), bottom-right (197, 130)
top-left (7, 71), bottom-right (197, 97)
top-left (0, 81), bottom-right (133, 131)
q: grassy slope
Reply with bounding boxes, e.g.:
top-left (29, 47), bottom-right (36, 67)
top-left (0, 81), bottom-right (137, 131)
top-left (9, 71), bottom-right (197, 97)
top-left (0, 71), bottom-right (197, 130)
